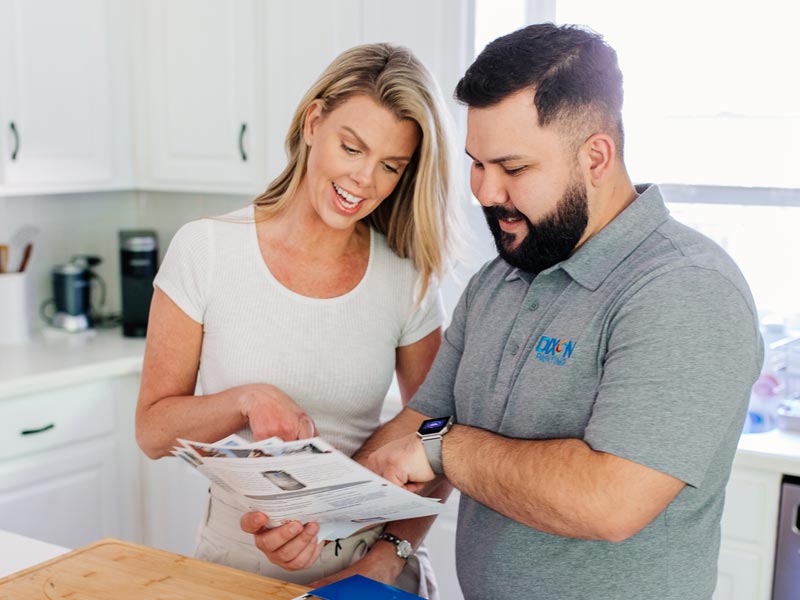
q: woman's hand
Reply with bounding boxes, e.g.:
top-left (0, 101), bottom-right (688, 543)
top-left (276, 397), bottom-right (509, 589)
top-left (241, 511), bottom-right (405, 584)
top-left (236, 384), bottom-right (316, 441)
top-left (240, 511), bottom-right (324, 570)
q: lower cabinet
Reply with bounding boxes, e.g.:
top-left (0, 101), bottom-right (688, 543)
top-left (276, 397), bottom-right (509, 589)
top-left (0, 378), bottom-right (138, 549)
top-left (714, 546), bottom-right (764, 600)
top-left (139, 451), bottom-right (209, 556)
top-left (715, 464), bottom-right (783, 600)
top-left (0, 436), bottom-right (118, 549)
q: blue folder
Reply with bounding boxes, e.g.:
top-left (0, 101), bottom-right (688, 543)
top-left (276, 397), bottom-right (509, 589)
top-left (307, 574), bottom-right (423, 599)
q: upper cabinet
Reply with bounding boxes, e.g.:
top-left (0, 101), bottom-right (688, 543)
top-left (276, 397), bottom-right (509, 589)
top-left (136, 0), bottom-right (264, 193)
top-left (0, 0), bottom-right (132, 195)
top-left (137, 0), bottom-right (471, 194)
top-left (260, 0), bottom-right (472, 186)
top-left (0, 0), bottom-right (473, 196)
top-left (261, 0), bottom-right (361, 184)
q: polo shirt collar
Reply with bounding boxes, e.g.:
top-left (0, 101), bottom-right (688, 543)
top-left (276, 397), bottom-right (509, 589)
top-left (504, 184), bottom-right (669, 289)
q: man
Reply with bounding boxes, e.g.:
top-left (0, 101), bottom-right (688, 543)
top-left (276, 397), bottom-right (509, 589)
top-left (243, 23), bottom-right (762, 599)
top-left (362, 24), bottom-right (762, 599)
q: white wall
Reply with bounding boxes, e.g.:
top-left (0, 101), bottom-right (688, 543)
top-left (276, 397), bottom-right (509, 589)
top-left (0, 189), bottom-right (495, 335)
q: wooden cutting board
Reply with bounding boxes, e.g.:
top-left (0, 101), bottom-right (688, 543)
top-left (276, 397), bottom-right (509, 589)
top-left (0, 538), bottom-right (311, 599)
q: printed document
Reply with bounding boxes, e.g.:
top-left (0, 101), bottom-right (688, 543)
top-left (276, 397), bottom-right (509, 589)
top-left (172, 434), bottom-right (443, 540)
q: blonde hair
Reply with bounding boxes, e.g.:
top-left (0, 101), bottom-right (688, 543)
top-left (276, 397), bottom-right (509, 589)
top-left (254, 43), bottom-right (462, 300)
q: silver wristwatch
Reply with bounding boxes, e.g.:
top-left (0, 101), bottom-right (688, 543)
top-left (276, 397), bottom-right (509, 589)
top-left (416, 416), bottom-right (455, 475)
top-left (379, 532), bottom-right (413, 559)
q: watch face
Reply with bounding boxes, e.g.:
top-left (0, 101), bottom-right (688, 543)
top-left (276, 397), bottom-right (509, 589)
top-left (396, 539), bottom-right (413, 558)
top-left (418, 417), bottom-right (451, 435)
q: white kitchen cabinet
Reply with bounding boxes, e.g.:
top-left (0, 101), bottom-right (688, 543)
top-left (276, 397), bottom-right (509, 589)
top-left (261, 0), bottom-right (361, 184)
top-left (0, 381), bottom-right (121, 549)
top-left (138, 0), bottom-right (472, 193)
top-left (139, 452), bottom-right (210, 556)
top-left (136, 0), bottom-right (264, 193)
top-left (0, 437), bottom-right (118, 549)
top-left (714, 449), bottom-right (795, 600)
top-left (360, 0), bottom-right (472, 120)
top-left (0, 0), bottom-right (130, 194)
top-left (0, 373), bottom-right (145, 551)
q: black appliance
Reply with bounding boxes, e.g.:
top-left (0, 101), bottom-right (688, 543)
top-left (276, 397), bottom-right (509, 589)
top-left (119, 230), bottom-right (158, 337)
top-left (41, 255), bottom-right (104, 332)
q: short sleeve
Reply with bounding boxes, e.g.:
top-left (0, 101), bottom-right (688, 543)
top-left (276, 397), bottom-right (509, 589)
top-left (397, 278), bottom-right (446, 347)
top-left (408, 273), bottom-right (474, 419)
top-left (584, 267), bottom-right (763, 487)
top-left (153, 219), bottom-right (213, 324)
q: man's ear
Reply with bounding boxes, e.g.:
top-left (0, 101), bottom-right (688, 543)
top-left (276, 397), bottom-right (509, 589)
top-left (579, 133), bottom-right (616, 187)
top-left (302, 100), bottom-right (325, 146)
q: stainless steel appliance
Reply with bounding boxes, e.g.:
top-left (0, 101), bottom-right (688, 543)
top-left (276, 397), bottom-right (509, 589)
top-left (772, 475), bottom-right (800, 599)
top-left (119, 230), bottom-right (158, 337)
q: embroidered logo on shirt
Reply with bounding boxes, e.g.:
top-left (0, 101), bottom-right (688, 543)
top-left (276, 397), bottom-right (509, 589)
top-left (534, 335), bottom-right (576, 366)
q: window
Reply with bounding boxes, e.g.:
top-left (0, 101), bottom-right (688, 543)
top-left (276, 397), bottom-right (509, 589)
top-left (555, 0), bottom-right (800, 189)
top-left (471, 0), bottom-right (800, 323)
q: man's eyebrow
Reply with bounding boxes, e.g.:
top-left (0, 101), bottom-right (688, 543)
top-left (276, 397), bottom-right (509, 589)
top-left (464, 149), bottom-right (527, 163)
top-left (343, 126), bottom-right (413, 162)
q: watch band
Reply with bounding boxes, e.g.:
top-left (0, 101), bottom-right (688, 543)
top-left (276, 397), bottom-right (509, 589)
top-left (378, 532), bottom-right (413, 559)
top-left (421, 434), bottom-right (444, 474)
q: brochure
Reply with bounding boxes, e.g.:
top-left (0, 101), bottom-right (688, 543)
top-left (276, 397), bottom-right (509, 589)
top-left (172, 434), bottom-right (443, 541)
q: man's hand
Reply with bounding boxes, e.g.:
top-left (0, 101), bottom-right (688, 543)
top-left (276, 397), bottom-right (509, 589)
top-left (367, 433), bottom-right (436, 492)
top-left (240, 511), bottom-right (324, 570)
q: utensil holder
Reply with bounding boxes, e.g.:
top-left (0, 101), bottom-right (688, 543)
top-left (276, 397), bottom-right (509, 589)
top-left (0, 272), bottom-right (31, 346)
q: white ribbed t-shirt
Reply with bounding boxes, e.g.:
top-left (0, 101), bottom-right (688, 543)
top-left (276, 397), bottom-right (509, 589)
top-left (154, 206), bottom-right (444, 456)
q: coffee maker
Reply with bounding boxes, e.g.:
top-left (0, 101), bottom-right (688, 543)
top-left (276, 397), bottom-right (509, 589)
top-left (42, 255), bottom-right (103, 332)
top-left (119, 230), bottom-right (158, 337)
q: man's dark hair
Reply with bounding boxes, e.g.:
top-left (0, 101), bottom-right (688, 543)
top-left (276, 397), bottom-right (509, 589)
top-left (455, 23), bottom-right (625, 154)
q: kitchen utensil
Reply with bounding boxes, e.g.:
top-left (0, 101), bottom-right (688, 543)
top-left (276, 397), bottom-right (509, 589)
top-left (0, 538), bottom-right (309, 599)
top-left (17, 243), bottom-right (32, 272)
top-left (8, 225), bottom-right (39, 273)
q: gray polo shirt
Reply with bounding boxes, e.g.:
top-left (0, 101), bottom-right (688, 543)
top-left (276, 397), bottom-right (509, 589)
top-left (409, 184), bottom-right (763, 600)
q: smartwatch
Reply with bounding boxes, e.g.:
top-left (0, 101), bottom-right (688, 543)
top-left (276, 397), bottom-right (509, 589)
top-left (416, 416), bottom-right (455, 475)
top-left (378, 532), bottom-right (413, 559)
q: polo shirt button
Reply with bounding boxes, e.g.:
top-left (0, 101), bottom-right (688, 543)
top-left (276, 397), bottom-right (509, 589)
top-left (527, 300), bottom-right (539, 311)
top-left (509, 341), bottom-right (519, 355)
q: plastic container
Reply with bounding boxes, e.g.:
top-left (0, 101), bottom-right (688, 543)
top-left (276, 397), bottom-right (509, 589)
top-left (745, 373), bottom-right (782, 433)
top-left (0, 272), bottom-right (31, 346)
top-left (776, 400), bottom-right (800, 432)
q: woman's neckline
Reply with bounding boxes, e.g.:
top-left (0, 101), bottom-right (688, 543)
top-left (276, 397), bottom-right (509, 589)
top-left (247, 205), bottom-right (375, 303)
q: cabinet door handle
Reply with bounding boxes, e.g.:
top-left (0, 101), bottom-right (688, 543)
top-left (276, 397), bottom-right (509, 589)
top-left (9, 121), bottom-right (19, 161)
top-left (239, 122), bottom-right (247, 162)
top-left (21, 423), bottom-right (55, 436)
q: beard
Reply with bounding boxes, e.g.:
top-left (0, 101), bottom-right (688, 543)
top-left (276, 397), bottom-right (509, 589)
top-left (483, 179), bottom-right (589, 275)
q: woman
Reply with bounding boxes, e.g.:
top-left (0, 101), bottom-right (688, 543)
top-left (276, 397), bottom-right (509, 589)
top-left (135, 43), bottom-right (460, 598)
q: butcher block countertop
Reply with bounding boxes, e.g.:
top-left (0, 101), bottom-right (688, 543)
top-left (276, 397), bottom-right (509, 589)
top-left (0, 538), bottom-right (310, 599)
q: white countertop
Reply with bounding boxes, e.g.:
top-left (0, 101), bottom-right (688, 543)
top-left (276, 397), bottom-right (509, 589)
top-left (0, 328), bottom-right (146, 400)
top-left (0, 530), bottom-right (69, 579)
top-left (735, 428), bottom-right (800, 474)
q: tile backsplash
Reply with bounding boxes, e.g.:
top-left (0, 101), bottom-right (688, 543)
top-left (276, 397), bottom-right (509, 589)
top-left (0, 191), bottom-right (250, 331)
top-left (1, 188), bottom-right (493, 334)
